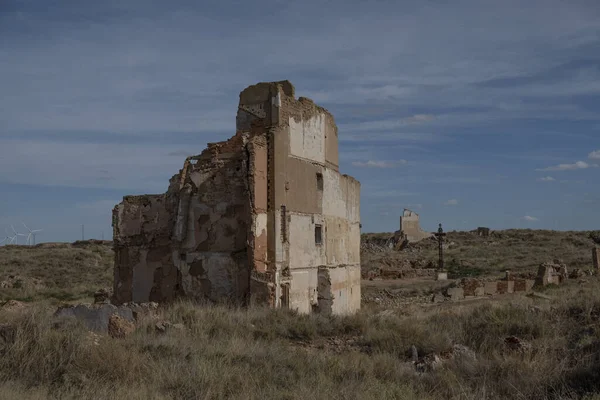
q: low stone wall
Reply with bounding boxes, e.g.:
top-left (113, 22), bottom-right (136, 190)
top-left (439, 277), bottom-right (536, 301)
top-left (366, 268), bottom-right (438, 280)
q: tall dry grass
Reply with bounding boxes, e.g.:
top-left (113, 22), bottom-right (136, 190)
top-left (1, 280), bottom-right (600, 399)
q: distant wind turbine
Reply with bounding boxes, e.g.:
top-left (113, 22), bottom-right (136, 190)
top-left (10, 225), bottom-right (26, 245)
top-left (22, 222), bottom-right (42, 246)
top-left (5, 228), bottom-right (16, 245)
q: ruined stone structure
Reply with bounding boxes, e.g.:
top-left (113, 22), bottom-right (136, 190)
top-left (476, 227), bottom-right (490, 237)
top-left (399, 209), bottom-right (432, 243)
top-left (112, 81), bottom-right (361, 315)
top-left (593, 247), bottom-right (599, 270)
top-left (535, 260), bottom-right (568, 287)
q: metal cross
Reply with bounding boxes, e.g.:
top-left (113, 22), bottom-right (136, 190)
top-left (434, 223), bottom-right (447, 271)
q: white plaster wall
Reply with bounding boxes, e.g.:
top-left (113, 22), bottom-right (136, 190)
top-left (322, 169), bottom-right (346, 219)
top-left (289, 114), bottom-right (326, 164)
top-left (328, 265), bottom-right (361, 315)
top-left (343, 176), bottom-right (361, 223)
top-left (288, 214), bottom-right (325, 269)
top-left (253, 213), bottom-right (267, 237)
top-left (289, 268), bottom-right (318, 314)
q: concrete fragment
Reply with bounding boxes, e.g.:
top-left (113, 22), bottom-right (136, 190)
top-left (53, 304), bottom-right (134, 333)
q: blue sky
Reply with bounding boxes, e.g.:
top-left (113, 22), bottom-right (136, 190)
top-left (0, 0), bottom-right (599, 242)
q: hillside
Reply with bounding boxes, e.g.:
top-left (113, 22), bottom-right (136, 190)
top-left (362, 229), bottom-right (596, 279)
top-left (0, 240), bottom-right (113, 303)
top-left (0, 230), bottom-right (596, 304)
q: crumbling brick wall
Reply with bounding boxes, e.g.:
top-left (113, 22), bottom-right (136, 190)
top-left (113, 80), bottom-right (361, 314)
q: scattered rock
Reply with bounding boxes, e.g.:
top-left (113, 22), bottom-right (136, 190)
top-left (85, 331), bottom-right (102, 347)
top-left (432, 293), bottom-right (446, 303)
top-left (569, 268), bottom-right (585, 279)
top-left (415, 354), bottom-right (442, 372)
top-left (108, 314), bottom-right (135, 338)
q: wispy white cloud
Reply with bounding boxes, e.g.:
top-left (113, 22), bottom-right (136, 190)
top-left (351, 160), bottom-right (407, 168)
top-left (523, 215), bottom-right (538, 221)
top-left (536, 161), bottom-right (597, 171)
top-left (538, 176), bottom-right (555, 181)
top-left (589, 150), bottom-right (600, 159)
top-left (444, 199), bottom-right (459, 206)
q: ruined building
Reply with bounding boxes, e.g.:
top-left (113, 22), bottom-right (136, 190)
top-left (398, 209), bottom-right (432, 243)
top-left (112, 81), bottom-right (361, 315)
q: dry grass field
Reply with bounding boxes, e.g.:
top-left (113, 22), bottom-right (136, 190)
top-left (0, 231), bottom-right (598, 399)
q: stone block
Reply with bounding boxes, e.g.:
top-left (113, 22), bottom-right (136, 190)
top-left (446, 287), bottom-right (464, 301)
top-left (497, 281), bottom-right (514, 294)
top-left (474, 287), bottom-right (485, 297)
top-left (484, 281), bottom-right (498, 295)
top-left (436, 272), bottom-right (448, 281)
top-left (514, 279), bottom-right (527, 292)
top-left (461, 278), bottom-right (484, 296)
top-left (54, 304), bottom-right (135, 333)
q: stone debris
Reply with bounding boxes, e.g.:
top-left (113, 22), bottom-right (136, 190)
top-left (54, 304), bottom-right (135, 333)
top-left (569, 268), bottom-right (585, 279)
top-left (85, 331), bottom-right (102, 347)
top-left (108, 314), bottom-right (135, 338)
top-left (431, 293), bottom-right (446, 303)
top-left (535, 260), bottom-right (568, 287)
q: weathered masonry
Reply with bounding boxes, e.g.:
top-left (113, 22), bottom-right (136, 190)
top-left (112, 81), bottom-right (361, 315)
top-left (399, 209), bottom-right (432, 243)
